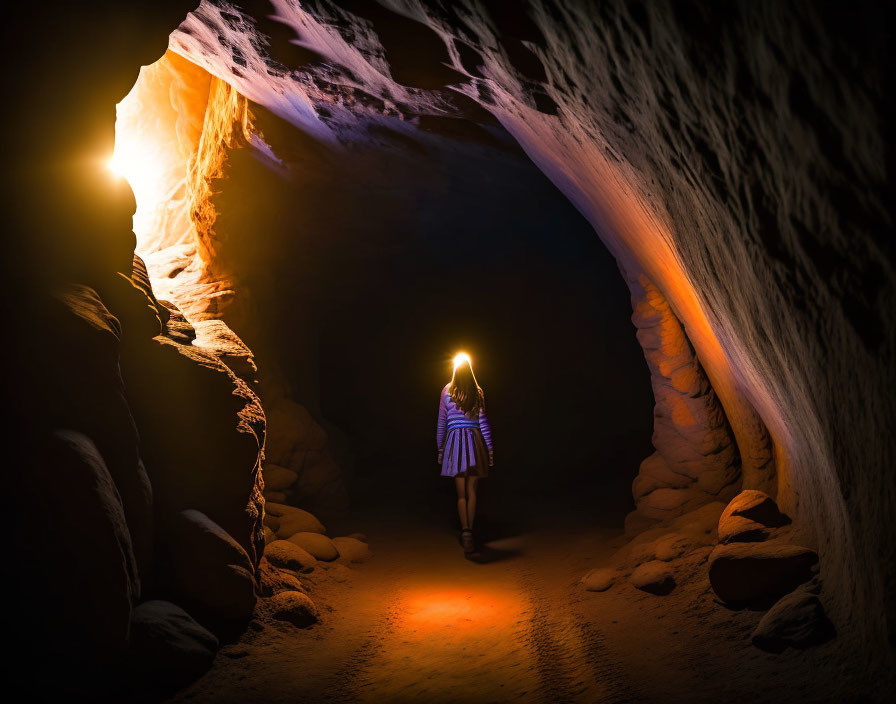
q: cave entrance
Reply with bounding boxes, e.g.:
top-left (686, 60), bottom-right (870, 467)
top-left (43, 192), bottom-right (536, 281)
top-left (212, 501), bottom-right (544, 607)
top-left (111, 49), bottom-right (704, 537)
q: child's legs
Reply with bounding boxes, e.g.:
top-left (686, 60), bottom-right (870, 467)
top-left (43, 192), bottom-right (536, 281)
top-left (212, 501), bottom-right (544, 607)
top-left (465, 476), bottom-right (479, 529)
top-left (454, 475), bottom-right (469, 529)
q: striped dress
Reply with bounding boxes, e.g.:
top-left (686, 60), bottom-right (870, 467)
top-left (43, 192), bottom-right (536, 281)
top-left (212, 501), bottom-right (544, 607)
top-left (436, 384), bottom-right (493, 477)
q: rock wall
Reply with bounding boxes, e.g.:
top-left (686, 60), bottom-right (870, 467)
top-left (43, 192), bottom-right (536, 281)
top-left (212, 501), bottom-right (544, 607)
top-left (167, 0), bottom-right (894, 661)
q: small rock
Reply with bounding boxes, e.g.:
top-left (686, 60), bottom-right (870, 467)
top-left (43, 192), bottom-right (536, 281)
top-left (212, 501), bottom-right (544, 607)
top-left (264, 491), bottom-right (288, 503)
top-left (332, 537), bottom-right (372, 563)
top-left (581, 567), bottom-right (616, 592)
top-left (269, 591), bottom-right (319, 627)
top-left (652, 533), bottom-right (692, 561)
top-left (708, 542), bottom-right (818, 603)
top-left (347, 532), bottom-right (368, 543)
top-left (720, 490), bottom-right (789, 529)
top-left (128, 601), bottom-right (218, 686)
top-left (288, 532), bottom-right (340, 561)
top-left (264, 503), bottom-right (326, 538)
top-left (265, 540), bottom-right (317, 573)
top-left (320, 561), bottom-right (352, 582)
top-left (751, 586), bottom-right (835, 652)
top-left (629, 560), bottom-right (676, 595)
top-left (263, 464), bottom-right (298, 491)
top-left (718, 514), bottom-right (771, 544)
top-left (257, 558), bottom-right (307, 597)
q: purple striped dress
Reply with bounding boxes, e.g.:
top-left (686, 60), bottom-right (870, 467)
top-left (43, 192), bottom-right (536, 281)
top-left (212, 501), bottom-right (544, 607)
top-left (436, 384), bottom-right (493, 477)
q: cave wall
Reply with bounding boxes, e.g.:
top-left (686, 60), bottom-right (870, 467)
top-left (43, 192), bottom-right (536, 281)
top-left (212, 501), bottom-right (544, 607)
top-left (166, 0), bottom-right (894, 656)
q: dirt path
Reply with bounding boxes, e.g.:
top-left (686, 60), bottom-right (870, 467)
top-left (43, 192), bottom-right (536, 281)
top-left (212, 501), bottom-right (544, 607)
top-left (167, 499), bottom-right (871, 704)
top-left (169, 506), bottom-right (643, 704)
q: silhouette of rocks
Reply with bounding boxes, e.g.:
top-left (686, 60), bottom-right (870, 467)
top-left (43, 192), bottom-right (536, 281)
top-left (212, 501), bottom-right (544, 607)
top-left (709, 542), bottom-right (818, 603)
top-left (751, 586), bottom-right (835, 652)
top-left (164, 509), bottom-right (257, 628)
top-left (265, 540), bottom-right (318, 573)
top-left (129, 600), bottom-right (219, 687)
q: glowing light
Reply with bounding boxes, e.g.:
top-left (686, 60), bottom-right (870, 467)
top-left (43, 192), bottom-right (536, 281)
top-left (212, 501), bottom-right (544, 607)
top-left (106, 154), bottom-right (125, 178)
top-left (453, 352), bottom-right (471, 369)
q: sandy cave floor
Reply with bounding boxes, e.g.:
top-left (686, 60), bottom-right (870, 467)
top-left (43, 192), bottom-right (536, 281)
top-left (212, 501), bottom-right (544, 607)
top-left (165, 495), bottom-right (868, 704)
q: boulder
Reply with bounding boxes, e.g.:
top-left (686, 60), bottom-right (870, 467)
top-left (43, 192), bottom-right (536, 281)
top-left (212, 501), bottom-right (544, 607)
top-left (265, 540), bottom-right (317, 573)
top-left (581, 567), bottom-right (617, 592)
top-left (264, 502), bottom-right (326, 538)
top-left (165, 509), bottom-right (257, 625)
top-left (751, 586), bottom-right (835, 652)
top-left (708, 542), bottom-right (818, 603)
top-left (128, 600), bottom-right (218, 686)
top-left (652, 533), bottom-right (692, 561)
top-left (19, 430), bottom-right (139, 667)
top-left (332, 536), bottom-right (372, 563)
top-left (264, 491), bottom-right (288, 503)
top-left (718, 514), bottom-right (771, 544)
top-left (268, 591), bottom-right (319, 627)
top-left (263, 464), bottom-right (298, 491)
top-left (258, 558), bottom-right (307, 597)
top-left (720, 490), bottom-right (789, 529)
top-left (288, 532), bottom-right (340, 561)
top-left (630, 561), bottom-right (676, 595)
top-left (347, 532), bottom-right (368, 543)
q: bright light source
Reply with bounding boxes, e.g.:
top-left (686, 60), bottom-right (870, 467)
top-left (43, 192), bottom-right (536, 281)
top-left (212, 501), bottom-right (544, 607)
top-left (453, 352), bottom-right (471, 369)
top-left (106, 154), bottom-right (124, 178)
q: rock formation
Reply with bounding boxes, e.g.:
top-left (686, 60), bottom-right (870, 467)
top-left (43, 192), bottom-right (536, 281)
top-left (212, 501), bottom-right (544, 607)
top-left (2, 0), bottom-right (892, 693)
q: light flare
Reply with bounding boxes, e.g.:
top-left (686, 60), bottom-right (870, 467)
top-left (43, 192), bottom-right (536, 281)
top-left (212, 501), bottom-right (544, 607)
top-left (453, 352), bottom-right (471, 369)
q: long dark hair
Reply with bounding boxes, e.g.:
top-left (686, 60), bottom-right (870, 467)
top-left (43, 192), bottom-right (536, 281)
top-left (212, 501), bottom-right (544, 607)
top-left (449, 358), bottom-right (484, 417)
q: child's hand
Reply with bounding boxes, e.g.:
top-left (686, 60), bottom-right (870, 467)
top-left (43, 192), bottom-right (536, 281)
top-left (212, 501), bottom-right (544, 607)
top-left (488, 450), bottom-right (494, 467)
top-left (437, 451), bottom-right (444, 464)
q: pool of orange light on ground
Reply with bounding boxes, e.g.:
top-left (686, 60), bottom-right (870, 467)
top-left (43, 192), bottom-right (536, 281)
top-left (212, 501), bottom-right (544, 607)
top-left (352, 581), bottom-right (541, 702)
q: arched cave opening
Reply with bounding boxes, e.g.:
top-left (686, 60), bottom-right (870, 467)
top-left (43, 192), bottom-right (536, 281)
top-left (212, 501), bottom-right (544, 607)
top-left (9, 1), bottom-right (892, 700)
top-left (112, 49), bottom-right (659, 534)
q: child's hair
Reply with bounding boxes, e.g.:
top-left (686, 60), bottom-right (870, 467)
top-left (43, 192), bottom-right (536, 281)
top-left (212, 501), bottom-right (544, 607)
top-left (449, 358), bottom-right (485, 417)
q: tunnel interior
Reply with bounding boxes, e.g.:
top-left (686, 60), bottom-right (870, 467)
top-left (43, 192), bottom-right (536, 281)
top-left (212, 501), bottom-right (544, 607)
top-left (14, 1), bottom-right (891, 699)
top-left (113, 49), bottom-right (657, 528)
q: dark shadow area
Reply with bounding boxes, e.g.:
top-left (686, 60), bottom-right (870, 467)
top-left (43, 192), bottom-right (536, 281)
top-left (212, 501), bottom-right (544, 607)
top-left (216, 109), bottom-right (655, 528)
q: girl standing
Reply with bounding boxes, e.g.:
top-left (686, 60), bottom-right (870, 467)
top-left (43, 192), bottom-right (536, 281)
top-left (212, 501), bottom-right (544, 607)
top-left (436, 353), bottom-right (494, 554)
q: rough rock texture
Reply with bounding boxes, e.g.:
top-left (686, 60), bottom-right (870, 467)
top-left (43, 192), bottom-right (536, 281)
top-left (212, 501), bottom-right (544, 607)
top-left (628, 275), bottom-right (743, 526)
top-left (265, 540), bottom-right (318, 573)
top-left (629, 560), bottom-right (676, 595)
top-left (263, 397), bottom-right (348, 517)
top-left (129, 600), bottom-right (219, 687)
top-left (332, 536), bottom-right (372, 563)
top-left (708, 542), bottom-right (819, 603)
top-left (720, 490), bottom-right (790, 528)
top-left (581, 568), bottom-right (617, 592)
top-left (264, 502), bottom-right (326, 538)
top-left (20, 430), bottom-right (140, 666)
top-left (266, 590), bottom-right (320, 628)
top-left (718, 490), bottom-right (790, 543)
top-left (257, 558), bottom-right (309, 597)
top-left (288, 532), bottom-right (340, 561)
top-left (751, 584), bottom-right (835, 653)
top-left (163, 509), bottom-right (258, 628)
top-left (166, 1), bottom-right (894, 667)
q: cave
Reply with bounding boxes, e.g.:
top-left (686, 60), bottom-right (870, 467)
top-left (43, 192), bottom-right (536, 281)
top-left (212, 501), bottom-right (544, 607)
top-left (2, 1), bottom-right (893, 702)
